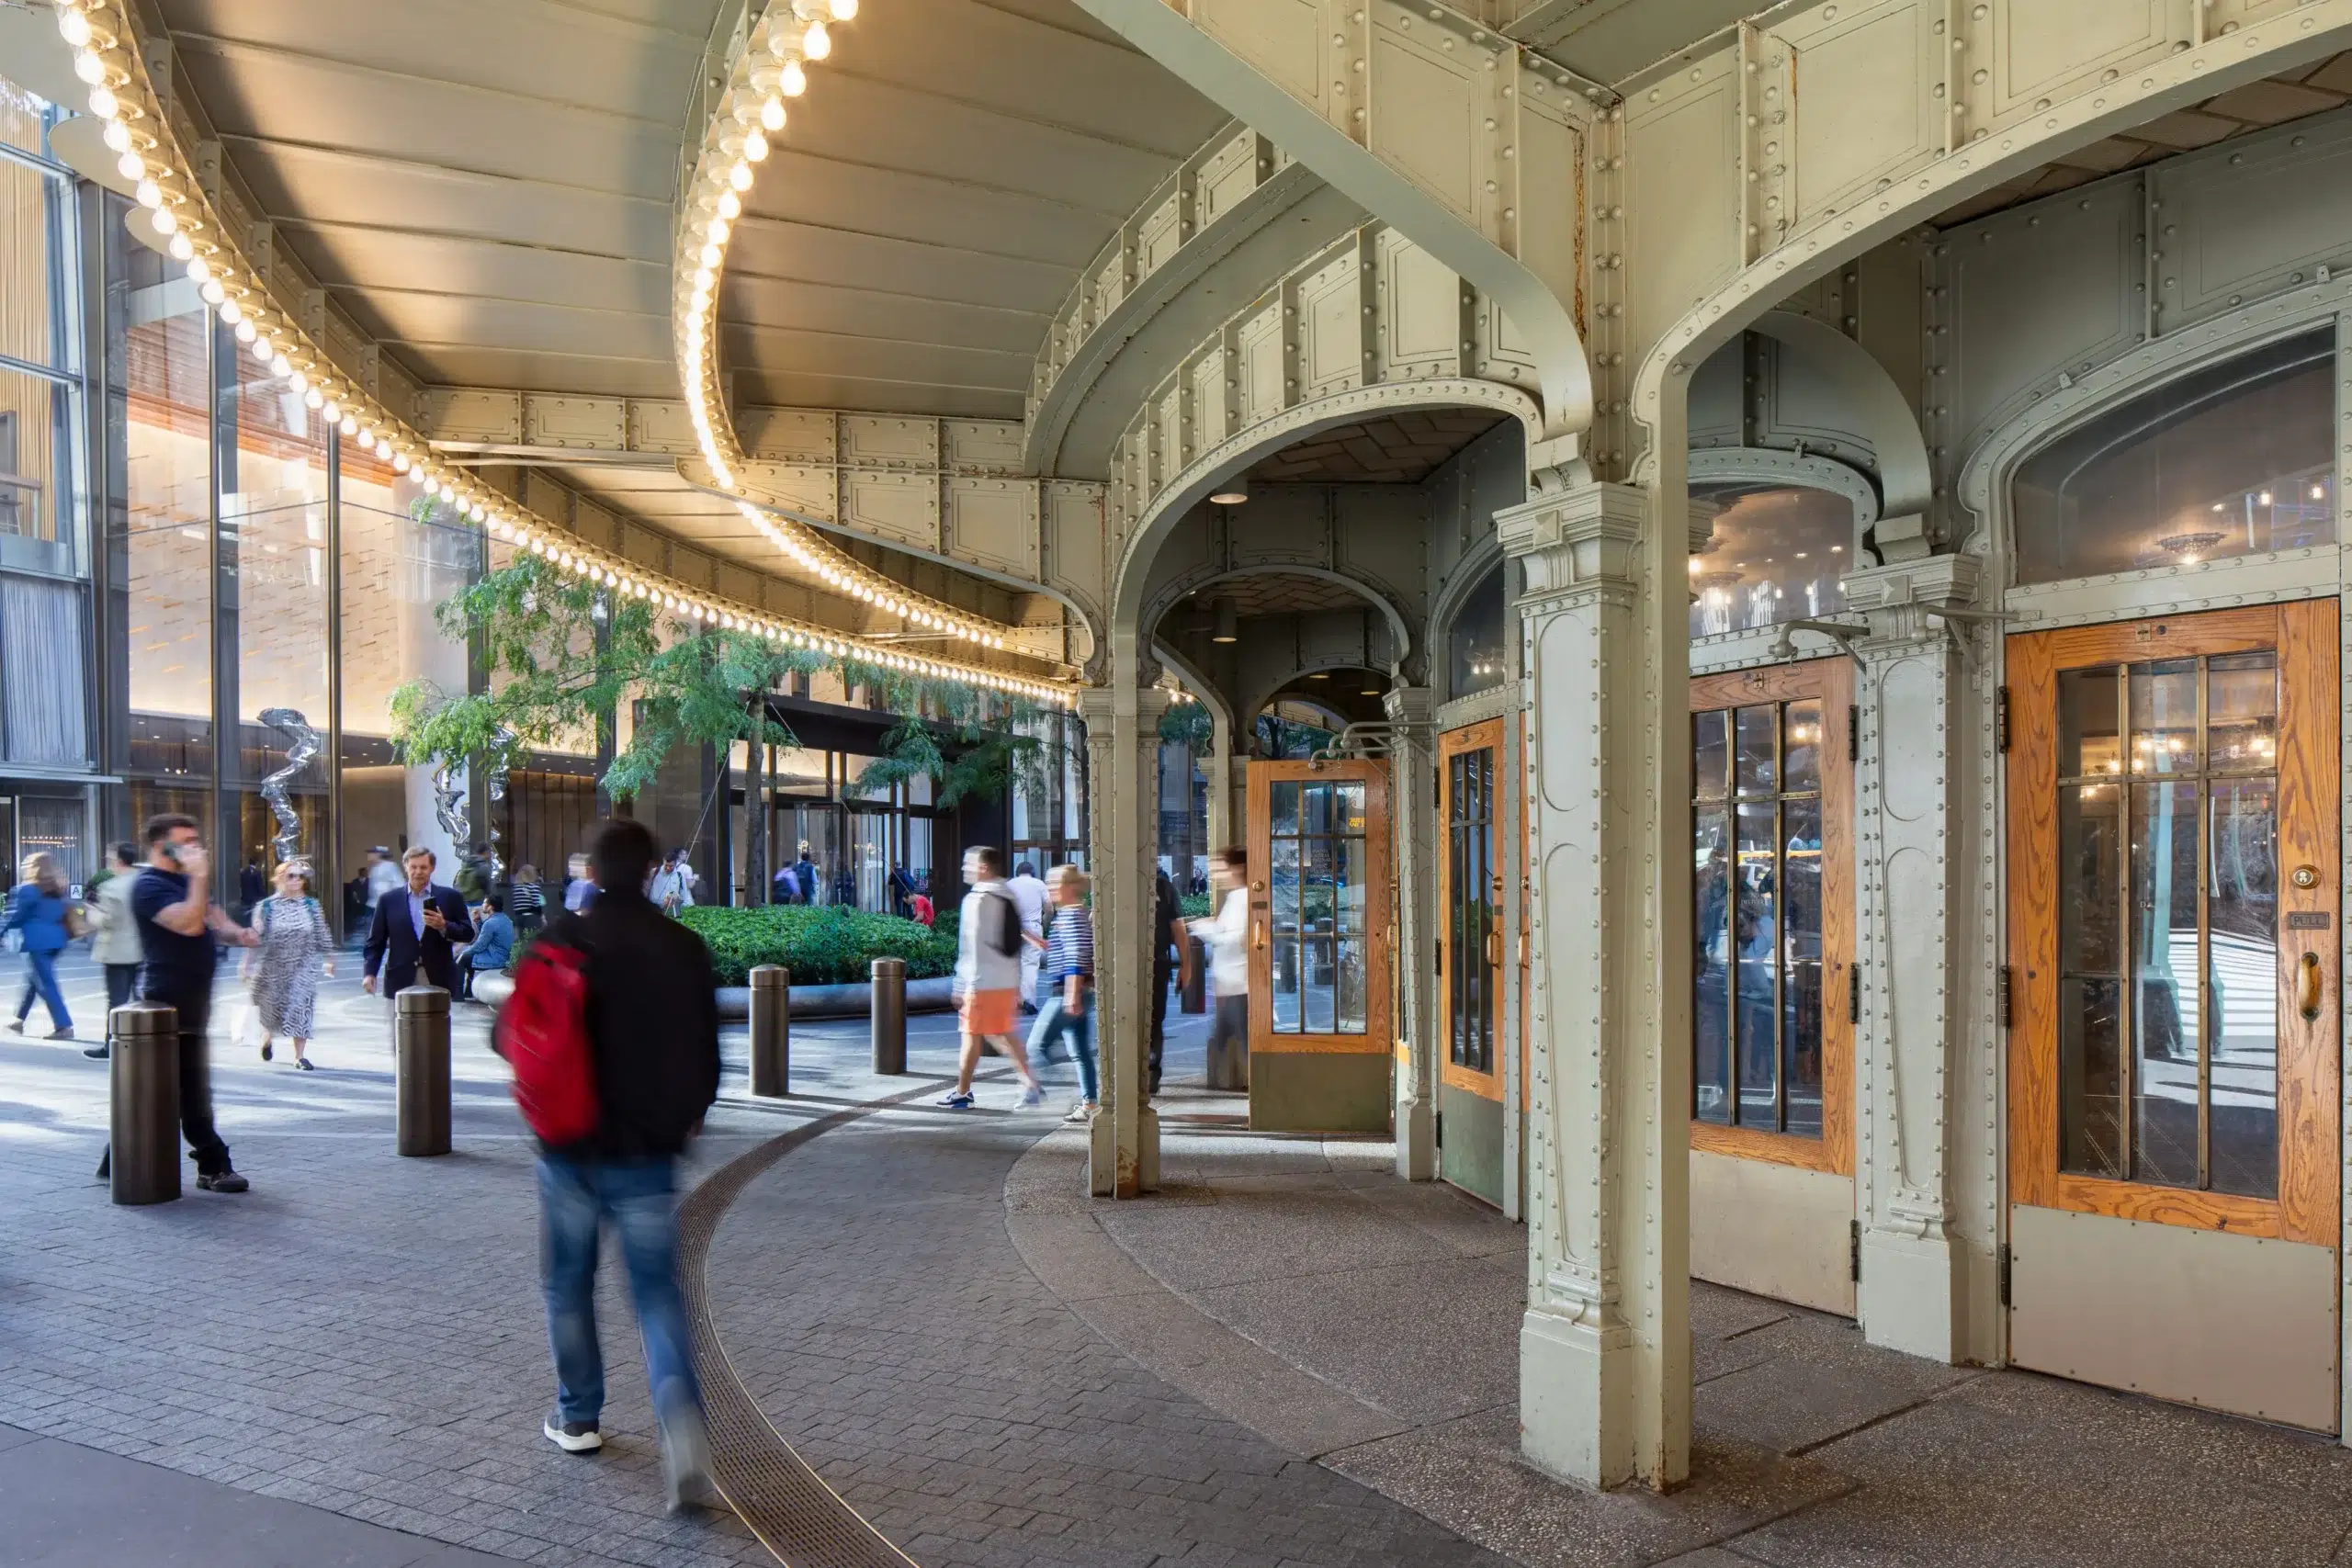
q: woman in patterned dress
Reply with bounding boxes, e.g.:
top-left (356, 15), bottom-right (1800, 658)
top-left (243, 860), bottom-right (334, 1070)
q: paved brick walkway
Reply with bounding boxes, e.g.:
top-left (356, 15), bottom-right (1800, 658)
top-left (0, 952), bottom-right (1506, 1567)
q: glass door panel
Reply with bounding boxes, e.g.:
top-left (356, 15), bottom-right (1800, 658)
top-left (1246, 759), bottom-right (1392, 1055)
top-left (1687, 660), bottom-right (1853, 1174)
top-left (2010, 605), bottom-right (2335, 1244)
top-left (1442, 729), bottom-right (1499, 1090)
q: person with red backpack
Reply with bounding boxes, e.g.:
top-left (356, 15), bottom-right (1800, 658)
top-left (936, 845), bottom-right (1045, 1111)
top-left (498, 818), bottom-right (721, 1512)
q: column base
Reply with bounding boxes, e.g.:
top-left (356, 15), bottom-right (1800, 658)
top-left (1395, 1082), bottom-right (1435, 1181)
top-left (1859, 1225), bottom-right (1965, 1363)
top-left (1520, 1304), bottom-right (1634, 1490)
top-left (1087, 1104), bottom-right (1161, 1197)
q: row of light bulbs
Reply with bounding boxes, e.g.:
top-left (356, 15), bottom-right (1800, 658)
top-left (669, 2), bottom-right (1028, 659)
top-left (54, 0), bottom-right (1064, 706)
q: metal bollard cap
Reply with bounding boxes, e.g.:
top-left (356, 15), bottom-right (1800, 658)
top-left (749, 964), bottom-right (791, 987)
top-left (109, 1001), bottom-right (178, 1034)
top-left (871, 956), bottom-right (906, 975)
top-left (396, 985), bottom-right (451, 1014)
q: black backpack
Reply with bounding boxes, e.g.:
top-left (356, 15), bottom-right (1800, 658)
top-left (987, 891), bottom-right (1023, 957)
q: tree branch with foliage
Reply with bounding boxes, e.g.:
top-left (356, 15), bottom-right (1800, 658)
top-left (390, 556), bottom-right (823, 799)
top-left (841, 659), bottom-right (1067, 809)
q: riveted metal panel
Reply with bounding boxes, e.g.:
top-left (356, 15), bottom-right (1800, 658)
top-left (2008, 1203), bottom-right (2338, 1432)
top-left (2153, 113), bottom-right (2352, 333)
top-left (840, 471), bottom-right (939, 555)
top-left (1297, 248), bottom-right (1363, 400)
top-left (416, 387), bottom-right (521, 445)
top-left (738, 462), bottom-right (837, 524)
top-left (525, 395), bottom-right (627, 451)
top-left (1771, 0), bottom-right (1943, 224)
top-left (841, 414), bottom-right (938, 471)
top-left (942, 419), bottom-right (1024, 474)
top-left (1200, 130), bottom-right (1268, 224)
top-left (628, 399), bottom-right (697, 455)
top-left (945, 476), bottom-right (1042, 580)
top-left (741, 407), bottom-right (836, 465)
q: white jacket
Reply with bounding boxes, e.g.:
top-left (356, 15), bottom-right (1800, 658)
top-left (956, 884), bottom-right (1024, 994)
top-left (1192, 886), bottom-right (1249, 997)
top-left (89, 873), bottom-right (143, 966)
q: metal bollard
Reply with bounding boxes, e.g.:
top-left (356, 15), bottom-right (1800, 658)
top-left (749, 964), bottom-right (791, 1098)
top-left (870, 957), bottom-right (907, 1075)
top-left (1181, 936), bottom-right (1207, 1014)
top-left (109, 1002), bottom-right (180, 1205)
top-left (395, 987), bottom-right (452, 1156)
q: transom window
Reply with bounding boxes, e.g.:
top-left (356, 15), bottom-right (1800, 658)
top-left (1689, 484), bottom-right (1854, 637)
top-left (2011, 327), bottom-right (2335, 584)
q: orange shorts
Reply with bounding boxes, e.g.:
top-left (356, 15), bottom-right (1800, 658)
top-left (960, 987), bottom-right (1018, 1038)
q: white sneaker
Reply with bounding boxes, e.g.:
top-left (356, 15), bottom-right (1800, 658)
top-left (543, 1417), bottom-right (603, 1453)
top-left (1062, 1100), bottom-right (1093, 1123)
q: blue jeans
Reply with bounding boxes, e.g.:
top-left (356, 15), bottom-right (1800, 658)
top-left (15, 950), bottom-right (68, 1031)
top-left (537, 1155), bottom-right (702, 1428)
top-left (1027, 992), bottom-right (1096, 1101)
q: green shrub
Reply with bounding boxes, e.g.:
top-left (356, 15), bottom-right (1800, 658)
top-left (1180, 893), bottom-right (1213, 919)
top-left (676, 905), bottom-right (957, 987)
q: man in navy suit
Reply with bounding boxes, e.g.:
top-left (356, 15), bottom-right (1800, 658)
top-left (362, 846), bottom-right (474, 998)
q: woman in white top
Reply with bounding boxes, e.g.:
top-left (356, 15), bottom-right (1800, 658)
top-left (1189, 846), bottom-right (1251, 1089)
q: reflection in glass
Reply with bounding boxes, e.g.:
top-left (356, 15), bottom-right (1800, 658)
top-left (2129, 782), bottom-right (2200, 1189)
top-left (1448, 562), bottom-right (1510, 698)
top-left (1781, 796), bottom-right (1825, 1139)
top-left (1448, 744), bottom-right (1497, 1075)
top-left (2013, 328), bottom-right (2335, 583)
top-left (1782, 701), bottom-right (1823, 796)
top-left (1734, 800), bottom-right (1779, 1127)
top-left (1693, 807), bottom-right (1732, 1125)
top-left (1693, 711), bottom-right (1729, 801)
top-left (1735, 705), bottom-right (1776, 795)
top-left (2052, 650), bottom-right (2283, 1199)
top-left (1688, 484), bottom-right (1854, 637)
top-left (2209, 779), bottom-right (2278, 1199)
top-left (1267, 774), bottom-right (1371, 1035)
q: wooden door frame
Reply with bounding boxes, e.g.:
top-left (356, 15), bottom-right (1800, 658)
top-left (1246, 758), bottom-right (1393, 1056)
top-left (1687, 657), bottom-right (1856, 1177)
top-left (1439, 719), bottom-right (1506, 1100)
top-left (2006, 600), bottom-right (2340, 1245)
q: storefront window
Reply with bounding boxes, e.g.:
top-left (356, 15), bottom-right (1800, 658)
top-left (1689, 484), bottom-right (1853, 637)
top-left (2012, 327), bottom-right (2335, 583)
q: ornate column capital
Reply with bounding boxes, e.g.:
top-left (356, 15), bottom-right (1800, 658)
top-left (1496, 479), bottom-right (1645, 607)
top-left (1381, 683), bottom-right (1434, 730)
top-left (1841, 554), bottom-right (1984, 649)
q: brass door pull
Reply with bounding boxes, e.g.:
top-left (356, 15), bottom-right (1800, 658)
top-left (1252, 920), bottom-right (1267, 952)
top-left (2299, 952), bottom-right (2324, 1021)
top-left (1486, 929), bottom-right (1502, 968)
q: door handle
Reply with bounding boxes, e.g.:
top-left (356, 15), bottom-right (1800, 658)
top-left (1252, 920), bottom-right (1267, 952)
top-left (1486, 929), bottom-right (1502, 969)
top-left (2299, 952), bottom-right (2323, 1021)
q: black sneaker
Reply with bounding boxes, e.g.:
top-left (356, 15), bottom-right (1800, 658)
top-left (196, 1168), bottom-right (249, 1193)
top-left (82, 1044), bottom-right (109, 1060)
top-left (543, 1417), bottom-right (603, 1454)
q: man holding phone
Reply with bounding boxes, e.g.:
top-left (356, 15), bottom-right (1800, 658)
top-left (362, 846), bottom-right (474, 1000)
top-left (128, 813), bottom-right (260, 1192)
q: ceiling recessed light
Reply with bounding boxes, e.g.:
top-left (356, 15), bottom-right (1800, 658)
top-left (1209, 476), bottom-right (1250, 506)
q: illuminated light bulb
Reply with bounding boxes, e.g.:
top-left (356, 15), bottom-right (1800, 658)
top-left (831, 0), bottom-right (857, 17)
top-left (269, 354), bottom-right (290, 377)
top-left (717, 190), bottom-right (741, 220)
top-left (780, 58), bottom-right (807, 95)
top-left (803, 19), bottom-right (831, 57)
top-left (101, 118), bottom-right (129, 153)
top-left (728, 161), bottom-right (752, 191)
top-left (339, 414), bottom-right (357, 436)
top-left (693, 265), bottom-right (714, 291)
top-left (232, 321), bottom-right (255, 346)
top-left (150, 207), bottom-right (175, 235)
top-left (168, 233), bottom-right (193, 262)
top-left (303, 388), bottom-right (323, 411)
top-left (707, 217), bottom-right (729, 244)
top-left (700, 241), bottom-right (722, 266)
top-left (87, 85), bottom-right (118, 118)
top-left (199, 279), bottom-right (224, 305)
top-left (322, 400), bottom-right (341, 423)
top-left (285, 366), bottom-right (304, 389)
top-left (74, 49), bottom-right (105, 85)
top-left (58, 8), bottom-right (92, 48)
top-left (252, 336), bottom-right (274, 361)
top-left (134, 178), bottom-right (161, 209)
top-left (743, 129), bottom-right (768, 162)
top-left (761, 95), bottom-right (786, 131)
top-left (393, 453), bottom-right (411, 473)
top-left (117, 151), bottom-right (142, 181)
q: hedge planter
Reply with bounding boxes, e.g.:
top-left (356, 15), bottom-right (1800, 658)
top-left (469, 971), bottom-right (955, 1019)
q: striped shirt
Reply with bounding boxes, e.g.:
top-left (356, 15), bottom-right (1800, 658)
top-left (1044, 906), bottom-right (1094, 987)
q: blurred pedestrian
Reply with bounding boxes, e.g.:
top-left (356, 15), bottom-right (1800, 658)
top-left (792, 841), bottom-right (819, 906)
top-left (1190, 846), bottom-right (1251, 1089)
top-left (5, 851), bottom-right (74, 1040)
top-left (1150, 865), bottom-right (1190, 1095)
top-left (1026, 865), bottom-right (1096, 1122)
top-left (361, 847), bottom-right (473, 1000)
top-left (116, 813), bottom-right (259, 1192)
top-left (243, 860), bottom-right (334, 1070)
top-left (364, 846), bottom-right (403, 907)
top-left (563, 852), bottom-right (596, 912)
top-left (507, 863), bottom-right (547, 937)
top-left (455, 842), bottom-right (493, 906)
top-left (937, 846), bottom-right (1044, 1110)
top-left (82, 842), bottom-right (144, 1060)
top-left (1003, 860), bottom-right (1047, 1013)
top-left (525, 818), bottom-right (720, 1512)
top-left (650, 849), bottom-right (692, 914)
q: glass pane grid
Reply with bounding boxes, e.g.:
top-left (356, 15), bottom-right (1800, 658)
top-left (1691, 699), bottom-right (1826, 1137)
top-left (2053, 651), bottom-right (2280, 1200)
top-left (1269, 778), bottom-right (1371, 1036)
top-left (1447, 748), bottom-right (1497, 1073)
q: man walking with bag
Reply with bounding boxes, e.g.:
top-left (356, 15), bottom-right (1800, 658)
top-left (505, 818), bottom-right (721, 1513)
top-left (936, 846), bottom-right (1045, 1111)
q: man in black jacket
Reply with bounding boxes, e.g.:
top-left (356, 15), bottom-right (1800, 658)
top-left (530, 818), bottom-right (722, 1515)
top-left (360, 847), bottom-right (474, 998)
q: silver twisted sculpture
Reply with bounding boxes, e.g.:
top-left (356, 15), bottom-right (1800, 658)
top-left (256, 707), bottom-right (322, 867)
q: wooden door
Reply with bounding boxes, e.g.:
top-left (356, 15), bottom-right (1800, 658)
top-left (2007, 602), bottom-right (2340, 1429)
top-left (1246, 758), bottom-right (1393, 1133)
top-left (1686, 659), bottom-right (1857, 1313)
top-left (1439, 720), bottom-right (1506, 1205)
